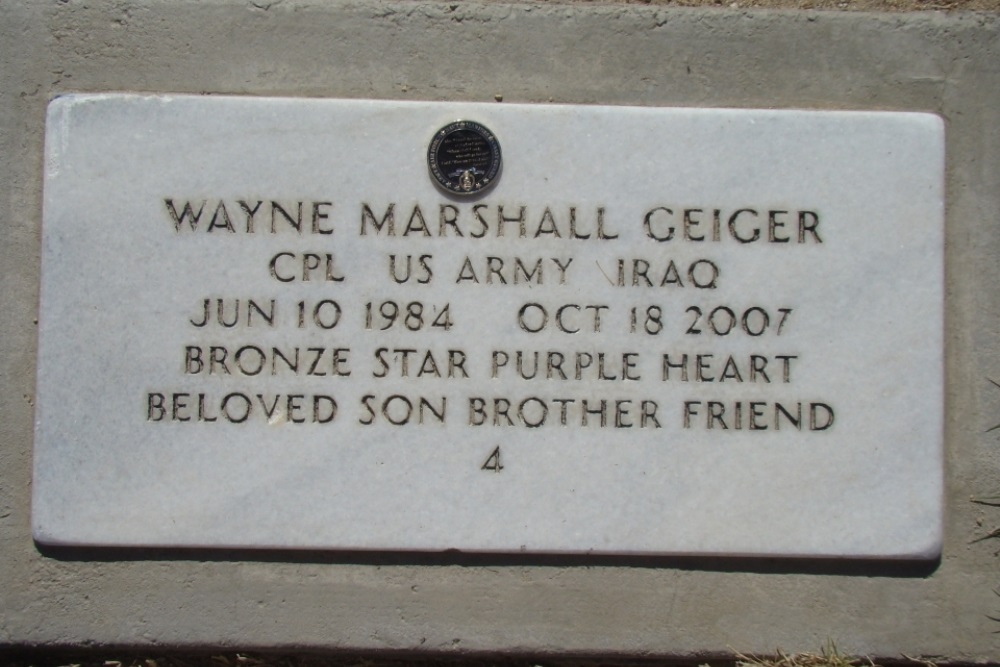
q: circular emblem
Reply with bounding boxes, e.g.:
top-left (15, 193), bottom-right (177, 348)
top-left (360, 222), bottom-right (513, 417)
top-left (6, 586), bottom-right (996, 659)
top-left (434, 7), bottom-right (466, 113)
top-left (427, 120), bottom-right (502, 196)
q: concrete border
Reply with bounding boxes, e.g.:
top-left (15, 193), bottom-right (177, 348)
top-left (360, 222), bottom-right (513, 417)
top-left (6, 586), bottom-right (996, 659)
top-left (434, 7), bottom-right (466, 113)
top-left (1, 1), bottom-right (999, 660)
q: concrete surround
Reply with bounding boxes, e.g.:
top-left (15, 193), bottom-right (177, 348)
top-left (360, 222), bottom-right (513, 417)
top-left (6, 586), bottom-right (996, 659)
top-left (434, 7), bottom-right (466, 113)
top-left (1, 0), bottom-right (999, 661)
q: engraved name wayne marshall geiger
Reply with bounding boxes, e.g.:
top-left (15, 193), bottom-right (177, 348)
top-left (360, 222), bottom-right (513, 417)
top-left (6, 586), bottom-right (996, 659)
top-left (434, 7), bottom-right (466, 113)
top-left (150, 196), bottom-right (832, 433)
top-left (162, 197), bottom-right (822, 246)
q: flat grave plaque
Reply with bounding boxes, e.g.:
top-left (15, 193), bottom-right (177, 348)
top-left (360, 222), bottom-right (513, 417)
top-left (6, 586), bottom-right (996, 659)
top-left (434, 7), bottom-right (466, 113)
top-left (34, 94), bottom-right (944, 558)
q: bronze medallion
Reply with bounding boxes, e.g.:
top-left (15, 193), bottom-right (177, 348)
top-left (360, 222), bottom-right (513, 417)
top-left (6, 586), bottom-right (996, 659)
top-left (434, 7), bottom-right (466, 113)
top-left (427, 120), bottom-right (502, 195)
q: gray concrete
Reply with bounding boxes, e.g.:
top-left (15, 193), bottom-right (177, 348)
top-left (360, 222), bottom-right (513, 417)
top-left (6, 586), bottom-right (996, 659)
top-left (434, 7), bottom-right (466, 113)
top-left (1, 0), bottom-right (998, 660)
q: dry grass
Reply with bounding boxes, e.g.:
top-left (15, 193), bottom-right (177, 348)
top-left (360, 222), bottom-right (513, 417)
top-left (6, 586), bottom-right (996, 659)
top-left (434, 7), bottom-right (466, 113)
top-left (732, 641), bottom-right (888, 667)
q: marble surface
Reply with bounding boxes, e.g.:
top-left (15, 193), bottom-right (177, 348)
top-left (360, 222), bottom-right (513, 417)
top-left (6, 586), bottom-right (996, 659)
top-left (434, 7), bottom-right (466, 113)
top-left (33, 94), bottom-right (944, 557)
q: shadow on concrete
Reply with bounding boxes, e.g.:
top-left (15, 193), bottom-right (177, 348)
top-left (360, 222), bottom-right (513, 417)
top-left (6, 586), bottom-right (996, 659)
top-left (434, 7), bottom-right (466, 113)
top-left (35, 542), bottom-right (940, 577)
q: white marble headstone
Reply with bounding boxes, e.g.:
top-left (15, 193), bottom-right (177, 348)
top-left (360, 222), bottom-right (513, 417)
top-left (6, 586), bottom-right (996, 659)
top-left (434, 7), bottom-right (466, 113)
top-left (33, 94), bottom-right (944, 558)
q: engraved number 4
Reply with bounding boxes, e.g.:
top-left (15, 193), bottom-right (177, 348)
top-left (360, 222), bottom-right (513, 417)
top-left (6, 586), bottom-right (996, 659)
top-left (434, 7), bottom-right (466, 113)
top-left (481, 446), bottom-right (503, 473)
